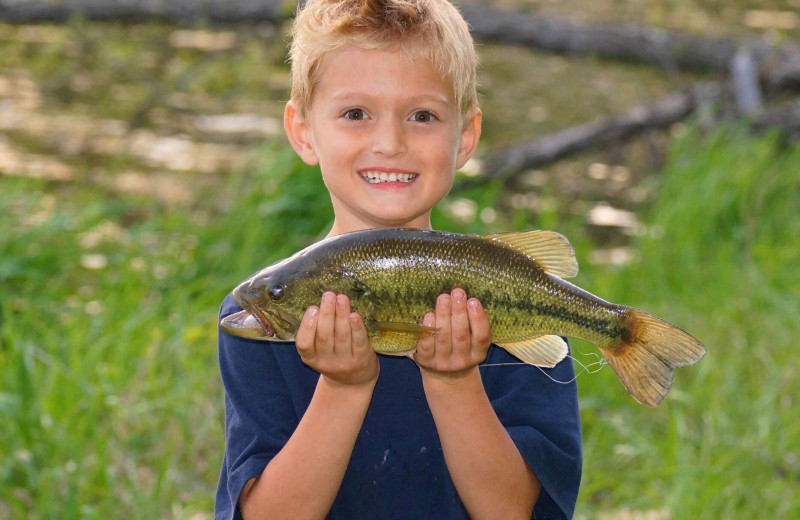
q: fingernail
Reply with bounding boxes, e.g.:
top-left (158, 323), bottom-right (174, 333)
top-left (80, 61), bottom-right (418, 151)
top-left (307, 306), bottom-right (319, 317)
top-left (336, 294), bottom-right (347, 307)
top-left (453, 290), bottom-right (465, 304)
top-left (322, 292), bottom-right (335, 305)
top-left (468, 298), bottom-right (480, 309)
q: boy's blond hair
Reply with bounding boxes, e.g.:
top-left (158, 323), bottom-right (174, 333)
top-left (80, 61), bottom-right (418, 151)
top-left (288, 0), bottom-right (479, 126)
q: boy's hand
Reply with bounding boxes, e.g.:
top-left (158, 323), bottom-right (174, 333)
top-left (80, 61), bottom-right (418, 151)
top-left (412, 288), bottom-right (491, 380)
top-left (296, 292), bottom-right (380, 388)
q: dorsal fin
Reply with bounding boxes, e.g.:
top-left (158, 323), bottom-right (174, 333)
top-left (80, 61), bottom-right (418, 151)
top-left (483, 230), bottom-right (579, 278)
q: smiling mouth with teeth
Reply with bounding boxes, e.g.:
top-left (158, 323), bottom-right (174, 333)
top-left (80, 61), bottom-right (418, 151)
top-left (360, 171), bottom-right (417, 184)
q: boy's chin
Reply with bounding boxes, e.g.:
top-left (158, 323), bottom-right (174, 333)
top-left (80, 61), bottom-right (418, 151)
top-left (371, 213), bottom-right (432, 229)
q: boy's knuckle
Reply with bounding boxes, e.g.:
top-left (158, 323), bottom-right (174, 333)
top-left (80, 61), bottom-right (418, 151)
top-left (453, 330), bottom-right (470, 344)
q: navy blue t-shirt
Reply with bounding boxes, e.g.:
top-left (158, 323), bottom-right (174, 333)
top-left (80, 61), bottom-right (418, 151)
top-left (215, 294), bottom-right (582, 519)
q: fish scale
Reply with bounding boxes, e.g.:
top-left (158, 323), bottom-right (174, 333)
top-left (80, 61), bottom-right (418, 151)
top-left (221, 228), bottom-right (706, 406)
top-left (317, 231), bottom-right (626, 347)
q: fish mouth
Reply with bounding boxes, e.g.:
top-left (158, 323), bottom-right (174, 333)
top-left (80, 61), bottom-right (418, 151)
top-left (359, 170), bottom-right (418, 184)
top-left (220, 303), bottom-right (299, 341)
top-left (225, 288), bottom-right (277, 339)
top-left (244, 305), bottom-right (275, 337)
top-left (220, 309), bottom-right (275, 340)
top-left (227, 288), bottom-right (298, 341)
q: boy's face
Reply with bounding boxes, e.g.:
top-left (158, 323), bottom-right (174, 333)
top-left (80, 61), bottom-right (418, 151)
top-left (285, 44), bottom-right (480, 234)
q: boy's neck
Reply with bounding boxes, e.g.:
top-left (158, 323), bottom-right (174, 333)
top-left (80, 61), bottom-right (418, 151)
top-left (326, 215), bottom-right (434, 238)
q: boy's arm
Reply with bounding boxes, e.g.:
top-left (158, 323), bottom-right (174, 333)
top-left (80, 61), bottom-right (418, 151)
top-left (413, 289), bottom-right (540, 520)
top-left (239, 293), bottom-right (379, 520)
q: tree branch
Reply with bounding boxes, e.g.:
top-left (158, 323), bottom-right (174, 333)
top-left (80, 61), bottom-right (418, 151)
top-left (472, 83), bottom-right (723, 185)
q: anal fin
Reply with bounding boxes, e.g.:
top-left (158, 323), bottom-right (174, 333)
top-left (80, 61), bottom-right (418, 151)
top-left (497, 335), bottom-right (568, 368)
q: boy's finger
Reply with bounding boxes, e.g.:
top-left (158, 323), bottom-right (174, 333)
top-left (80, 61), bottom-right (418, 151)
top-left (333, 294), bottom-right (352, 354)
top-left (295, 305), bottom-right (319, 359)
top-left (314, 291), bottom-right (337, 353)
top-left (349, 312), bottom-right (371, 355)
top-left (449, 288), bottom-right (470, 350)
top-left (467, 297), bottom-right (491, 351)
top-left (434, 293), bottom-right (453, 356)
top-left (414, 311), bottom-right (436, 362)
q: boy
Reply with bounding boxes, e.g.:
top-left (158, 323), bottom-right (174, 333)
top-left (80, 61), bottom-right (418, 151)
top-left (215, 1), bottom-right (582, 519)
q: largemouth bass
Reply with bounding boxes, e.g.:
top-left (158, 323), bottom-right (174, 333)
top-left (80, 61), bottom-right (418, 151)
top-left (220, 228), bottom-right (705, 406)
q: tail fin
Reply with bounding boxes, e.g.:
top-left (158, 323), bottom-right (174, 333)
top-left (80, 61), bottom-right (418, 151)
top-left (599, 309), bottom-right (706, 407)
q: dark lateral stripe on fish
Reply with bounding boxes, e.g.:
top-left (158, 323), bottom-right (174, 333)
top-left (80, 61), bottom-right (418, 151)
top-left (476, 291), bottom-right (625, 340)
top-left (528, 302), bottom-right (626, 340)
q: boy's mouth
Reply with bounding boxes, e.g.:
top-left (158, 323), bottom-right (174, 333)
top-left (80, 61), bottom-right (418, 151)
top-left (360, 171), bottom-right (417, 184)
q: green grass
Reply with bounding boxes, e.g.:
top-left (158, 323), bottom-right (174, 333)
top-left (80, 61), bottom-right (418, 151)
top-left (1, 126), bottom-right (798, 518)
top-left (570, 126), bottom-right (800, 519)
top-left (0, 145), bottom-right (333, 518)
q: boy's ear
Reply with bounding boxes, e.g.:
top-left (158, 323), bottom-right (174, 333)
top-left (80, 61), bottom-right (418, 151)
top-left (284, 101), bottom-right (319, 166)
top-left (456, 110), bottom-right (482, 170)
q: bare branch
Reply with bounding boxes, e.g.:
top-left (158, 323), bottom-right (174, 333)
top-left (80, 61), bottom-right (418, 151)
top-left (473, 83), bottom-right (723, 184)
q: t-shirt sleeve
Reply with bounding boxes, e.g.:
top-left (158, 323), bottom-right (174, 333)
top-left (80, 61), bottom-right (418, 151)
top-left (481, 343), bottom-right (583, 520)
top-left (214, 294), bottom-right (313, 520)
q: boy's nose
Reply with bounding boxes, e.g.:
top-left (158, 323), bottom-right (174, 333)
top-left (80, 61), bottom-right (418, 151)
top-left (371, 118), bottom-right (407, 157)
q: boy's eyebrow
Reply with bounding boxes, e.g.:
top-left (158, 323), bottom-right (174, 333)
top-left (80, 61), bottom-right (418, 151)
top-left (328, 90), bottom-right (453, 106)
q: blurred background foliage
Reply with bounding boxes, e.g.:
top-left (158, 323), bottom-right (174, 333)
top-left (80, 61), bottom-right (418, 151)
top-left (1, 0), bottom-right (799, 518)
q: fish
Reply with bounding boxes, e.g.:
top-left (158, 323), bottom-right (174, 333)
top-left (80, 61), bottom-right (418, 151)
top-left (220, 228), bottom-right (706, 406)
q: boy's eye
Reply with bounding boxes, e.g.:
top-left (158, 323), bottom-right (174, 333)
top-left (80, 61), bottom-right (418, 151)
top-left (343, 108), bottom-right (368, 121)
top-left (410, 110), bottom-right (436, 123)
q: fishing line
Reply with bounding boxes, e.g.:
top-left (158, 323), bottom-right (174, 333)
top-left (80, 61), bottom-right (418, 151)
top-left (479, 353), bottom-right (607, 385)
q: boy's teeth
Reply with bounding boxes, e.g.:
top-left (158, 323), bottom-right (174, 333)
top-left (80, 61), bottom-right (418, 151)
top-left (361, 171), bottom-right (417, 184)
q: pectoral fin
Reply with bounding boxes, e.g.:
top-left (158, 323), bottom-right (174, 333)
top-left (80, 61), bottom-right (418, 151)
top-left (497, 335), bottom-right (568, 368)
top-left (368, 322), bottom-right (438, 355)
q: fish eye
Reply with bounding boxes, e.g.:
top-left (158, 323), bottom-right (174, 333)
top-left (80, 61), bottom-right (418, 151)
top-left (268, 284), bottom-right (285, 301)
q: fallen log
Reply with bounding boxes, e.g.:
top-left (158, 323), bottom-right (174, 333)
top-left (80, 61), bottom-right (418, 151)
top-left (458, 5), bottom-right (800, 94)
top-left (3, 0), bottom-right (798, 92)
top-left (763, 45), bottom-right (800, 92)
top-left (466, 80), bottom-right (800, 187)
top-left (0, 2), bottom-right (745, 73)
top-left (0, 0), bottom-right (287, 24)
top-left (3, 0), bottom-right (798, 179)
top-left (751, 100), bottom-right (800, 142)
top-left (459, 4), bottom-right (738, 73)
top-left (731, 46), bottom-right (764, 114)
top-left (473, 83), bottom-right (723, 184)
